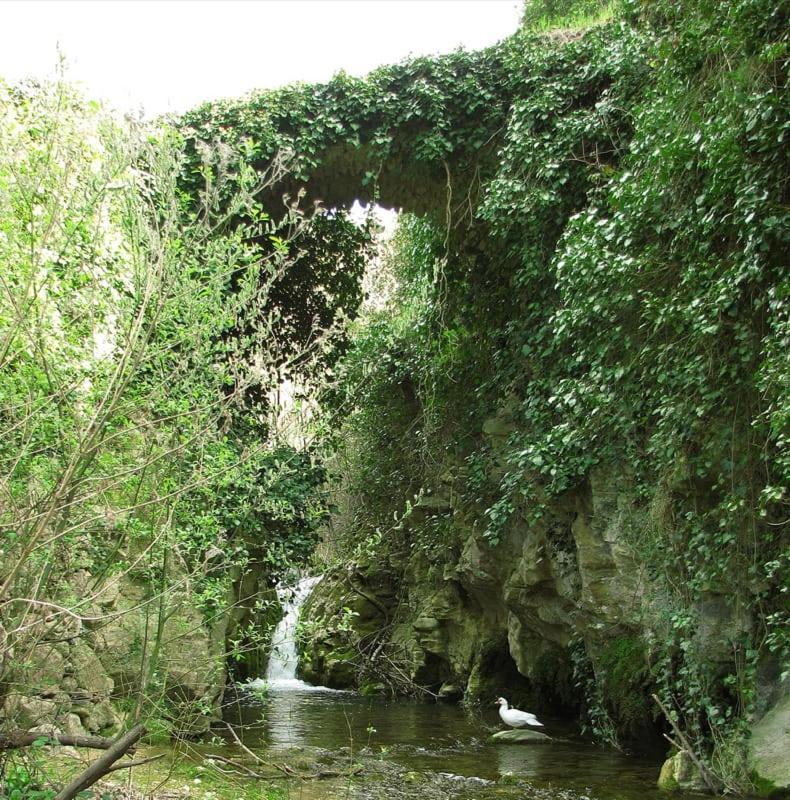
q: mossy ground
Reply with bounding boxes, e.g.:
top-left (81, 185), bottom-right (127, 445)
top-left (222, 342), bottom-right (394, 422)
top-left (27, 745), bottom-right (288, 800)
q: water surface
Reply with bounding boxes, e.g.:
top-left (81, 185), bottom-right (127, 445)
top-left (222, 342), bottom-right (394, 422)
top-left (225, 578), bottom-right (690, 800)
top-left (225, 687), bottom-right (694, 800)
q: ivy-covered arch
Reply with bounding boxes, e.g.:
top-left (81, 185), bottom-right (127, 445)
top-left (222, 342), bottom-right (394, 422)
top-left (179, 44), bottom-right (516, 214)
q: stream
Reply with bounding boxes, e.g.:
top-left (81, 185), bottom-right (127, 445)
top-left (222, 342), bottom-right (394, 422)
top-left (225, 689), bottom-right (681, 800)
top-left (221, 579), bottom-right (694, 800)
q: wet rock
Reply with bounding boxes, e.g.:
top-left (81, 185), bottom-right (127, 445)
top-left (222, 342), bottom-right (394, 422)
top-left (225, 566), bottom-right (281, 678)
top-left (491, 729), bottom-right (552, 743)
top-left (326, 657), bottom-right (357, 688)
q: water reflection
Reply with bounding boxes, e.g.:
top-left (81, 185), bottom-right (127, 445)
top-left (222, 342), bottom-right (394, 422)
top-left (226, 689), bottom-right (677, 800)
top-left (233, 689), bottom-right (471, 750)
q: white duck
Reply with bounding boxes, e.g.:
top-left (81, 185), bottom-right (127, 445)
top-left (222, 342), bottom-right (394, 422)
top-left (495, 697), bottom-right (544, 728)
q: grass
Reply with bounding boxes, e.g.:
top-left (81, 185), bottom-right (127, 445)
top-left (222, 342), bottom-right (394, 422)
top-left (23, 744), bottom-right (288, 800)
top-left (522, 0), bottom-right (618, 32)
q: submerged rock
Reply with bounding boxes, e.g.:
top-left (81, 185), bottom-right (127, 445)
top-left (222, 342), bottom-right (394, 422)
top-left (491, 729), bottom-right (552, 743)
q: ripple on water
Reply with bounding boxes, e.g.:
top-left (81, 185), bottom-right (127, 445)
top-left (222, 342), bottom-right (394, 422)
top-left (224, 688), bottom-right (693, 800)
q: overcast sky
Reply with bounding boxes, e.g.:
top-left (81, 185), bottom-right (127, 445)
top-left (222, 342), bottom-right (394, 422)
top-left (0, 1), bottom-right (522, 117)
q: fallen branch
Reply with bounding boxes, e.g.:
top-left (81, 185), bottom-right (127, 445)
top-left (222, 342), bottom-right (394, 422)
top-left (207, 753), bottom-right (361, 782)
top-left (53, 724), bottom-right (146, 800)
top-left (206, 754), bottom-right (268, 779)
top-left (314, 764), bottom-right (363, 779)
top-left (224, 721), bottom-right (265, 765)
top-left (223, 724), bottom-right (297, 777)
top-left (0, 730), bottom-right (122, 752)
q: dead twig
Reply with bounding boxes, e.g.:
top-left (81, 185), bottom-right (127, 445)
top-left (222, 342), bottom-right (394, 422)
top-left (104, 754), bottom-right (165, 773)
top-left (223, 723), bottom-right (296, 777)
top-left (206, 754), bottom-right (267, 779)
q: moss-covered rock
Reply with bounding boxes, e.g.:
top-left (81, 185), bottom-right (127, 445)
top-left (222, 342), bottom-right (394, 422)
top-left (750, 691), bottom-right (790, 794)
top-left (657, 751), bottom-right (706, 793)
top-left (595, 635), bottom-right (653, 739)
top-left (296, 567), bottom-right (395, 689)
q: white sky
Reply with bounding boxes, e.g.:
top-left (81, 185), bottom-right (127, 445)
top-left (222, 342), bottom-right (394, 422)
top-left (0, 1), bottom-right (522, 118)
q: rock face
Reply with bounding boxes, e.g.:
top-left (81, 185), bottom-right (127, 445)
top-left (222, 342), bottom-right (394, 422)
top-left (1, 551), bottom-right (284, 740)
top-left (1, 566), bottom-right (228, 738)
top-left (92, 572), bottom-right (226, 735)
top-left (750, 690), bottom-right (790, 793)
top-left (2, 633), bottom-right (121, 737)
top-left (297, 408), bottom-right (785, 777)
top-left (299, 459), bottom-right (657, 735)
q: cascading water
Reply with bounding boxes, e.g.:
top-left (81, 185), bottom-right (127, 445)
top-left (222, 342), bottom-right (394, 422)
top-left (264, 575), bottom-right (323, 690)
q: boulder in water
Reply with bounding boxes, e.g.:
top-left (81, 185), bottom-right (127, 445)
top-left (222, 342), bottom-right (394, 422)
top-left (491, 729), bottom-right (552, 743)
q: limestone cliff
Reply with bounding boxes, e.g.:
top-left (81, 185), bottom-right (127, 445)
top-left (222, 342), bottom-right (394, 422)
top-left (297, 405), bottom-right (788, 790)
top-left (298, 460), bottom-right (660, 734)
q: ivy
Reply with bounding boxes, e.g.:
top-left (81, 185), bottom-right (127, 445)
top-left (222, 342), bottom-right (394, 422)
top-left (161, 0), bottom-right (789, 781)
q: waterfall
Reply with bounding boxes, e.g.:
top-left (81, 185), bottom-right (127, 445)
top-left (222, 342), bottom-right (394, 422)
top-left (264, 575), bottom-right (322, 690)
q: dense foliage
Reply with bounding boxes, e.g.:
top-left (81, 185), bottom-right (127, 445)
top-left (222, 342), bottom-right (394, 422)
top-left (310, 0), bottom-right (787, 789)
top-left (0, 76), bottom-right (333, 748)
top-left (0, 0), bottom-right (786, 794)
